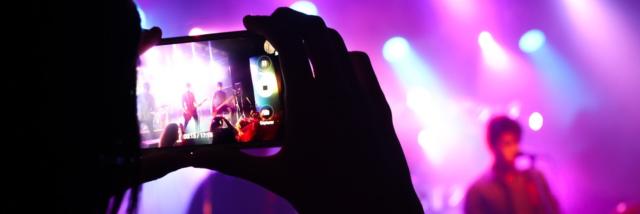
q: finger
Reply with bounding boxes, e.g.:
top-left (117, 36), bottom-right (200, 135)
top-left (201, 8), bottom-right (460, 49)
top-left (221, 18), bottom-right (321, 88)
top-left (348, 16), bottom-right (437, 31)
top-left (269, 9), bottom-right (361, 150)
top-left (349, 51), bottom-right (409, 172)
top-left (319, 29), bottom-right (376, 149)
top-left (324, 28), bottom-right (362, 95)
top-left (349, 51), bottom-right (392, 120)
top-left (270, 8), bottom-right (354, 100)
top-left (138, 26), bottom-right (162, 55)
top-left (271, 8), bottom-right (329, 79)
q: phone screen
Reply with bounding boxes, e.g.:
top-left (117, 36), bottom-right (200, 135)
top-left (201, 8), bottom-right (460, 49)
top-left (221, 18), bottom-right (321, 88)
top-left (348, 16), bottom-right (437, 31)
top-left (136, 31), bottom-right (283, 149)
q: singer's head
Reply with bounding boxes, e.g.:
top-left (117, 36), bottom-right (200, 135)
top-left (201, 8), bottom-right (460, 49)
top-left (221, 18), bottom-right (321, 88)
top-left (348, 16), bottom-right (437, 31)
top-left (486, 116), bottom-right (522, 167)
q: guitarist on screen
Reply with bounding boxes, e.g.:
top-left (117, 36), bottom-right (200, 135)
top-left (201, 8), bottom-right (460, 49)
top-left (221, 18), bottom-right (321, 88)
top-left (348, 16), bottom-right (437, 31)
top-left (182, 82), bottom-right (205, 132)
top-left (211, 82), bottom-right (235, 119)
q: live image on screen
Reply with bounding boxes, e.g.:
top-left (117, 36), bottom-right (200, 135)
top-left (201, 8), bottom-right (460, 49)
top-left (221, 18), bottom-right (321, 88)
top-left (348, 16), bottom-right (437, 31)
top-left (136, 37), bottom-right (282, 149)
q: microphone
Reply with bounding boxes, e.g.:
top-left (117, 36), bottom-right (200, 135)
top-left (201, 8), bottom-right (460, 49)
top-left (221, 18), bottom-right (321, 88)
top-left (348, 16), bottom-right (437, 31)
top-left (515, 152), bottom-right (537, 170)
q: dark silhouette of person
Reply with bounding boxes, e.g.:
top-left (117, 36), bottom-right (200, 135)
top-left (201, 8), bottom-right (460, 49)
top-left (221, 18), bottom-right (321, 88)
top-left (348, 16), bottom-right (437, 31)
top-left (45, 2), bottom-right (423, 213)
top-left (212, 81), bottom-right (232, 117)
top-left (41, 0), bottom-right (162, 212)
top-left (182, 83), bottom-right (200, 131)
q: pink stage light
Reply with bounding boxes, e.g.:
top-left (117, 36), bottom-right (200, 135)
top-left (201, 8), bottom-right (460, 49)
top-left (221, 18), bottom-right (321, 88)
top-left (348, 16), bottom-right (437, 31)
top-left (478, 31), bottom-right (509, 70)
top-left (188, 27), bottom-right (207, 36)
top-left (528, 112), bottom-right (544, 131)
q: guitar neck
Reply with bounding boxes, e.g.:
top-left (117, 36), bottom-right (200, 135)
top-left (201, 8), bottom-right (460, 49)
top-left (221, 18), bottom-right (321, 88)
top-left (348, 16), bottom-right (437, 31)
top-left (196, 98), bottom-right (208, 107)
top-left (213, 96), bottom-right (235, 111)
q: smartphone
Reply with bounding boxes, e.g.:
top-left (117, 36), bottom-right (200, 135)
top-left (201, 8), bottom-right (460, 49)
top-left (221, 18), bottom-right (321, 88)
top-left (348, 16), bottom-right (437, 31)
top-left (136, 31), bottom-right (283, 150)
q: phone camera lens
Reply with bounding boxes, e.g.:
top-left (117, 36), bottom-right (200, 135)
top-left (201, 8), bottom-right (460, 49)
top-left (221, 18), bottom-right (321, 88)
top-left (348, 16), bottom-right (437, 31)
top-left (258, 56), bottom-right (271, 70)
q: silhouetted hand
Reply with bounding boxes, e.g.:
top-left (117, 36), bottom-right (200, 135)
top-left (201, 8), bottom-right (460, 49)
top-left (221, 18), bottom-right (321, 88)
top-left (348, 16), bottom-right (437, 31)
top-left (140, 8), bottom-right (423, 213)
top-left (139, 26), bottom-right (162, 54)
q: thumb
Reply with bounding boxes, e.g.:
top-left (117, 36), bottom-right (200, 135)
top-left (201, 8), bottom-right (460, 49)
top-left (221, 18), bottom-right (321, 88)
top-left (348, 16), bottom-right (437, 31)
top-left (139, 149), bottom-right (192, 183)
top-left (190, 147), bottom-right (278, 186)
top-left (139, 144), bottom-right (278, 186)
top-left (139, 123), bottom-right (277, 185)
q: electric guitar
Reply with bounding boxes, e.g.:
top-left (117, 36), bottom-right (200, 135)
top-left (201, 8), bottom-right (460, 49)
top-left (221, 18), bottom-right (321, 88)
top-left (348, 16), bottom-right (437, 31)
top-left (211, 96), bottom-right (236, 116)
top-left (183, 98), bottom-right (208, 117)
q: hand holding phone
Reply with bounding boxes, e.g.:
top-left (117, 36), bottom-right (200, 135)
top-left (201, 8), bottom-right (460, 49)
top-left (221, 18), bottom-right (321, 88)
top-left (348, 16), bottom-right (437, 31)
top-left (140, 8), bottom-right (422, 213)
